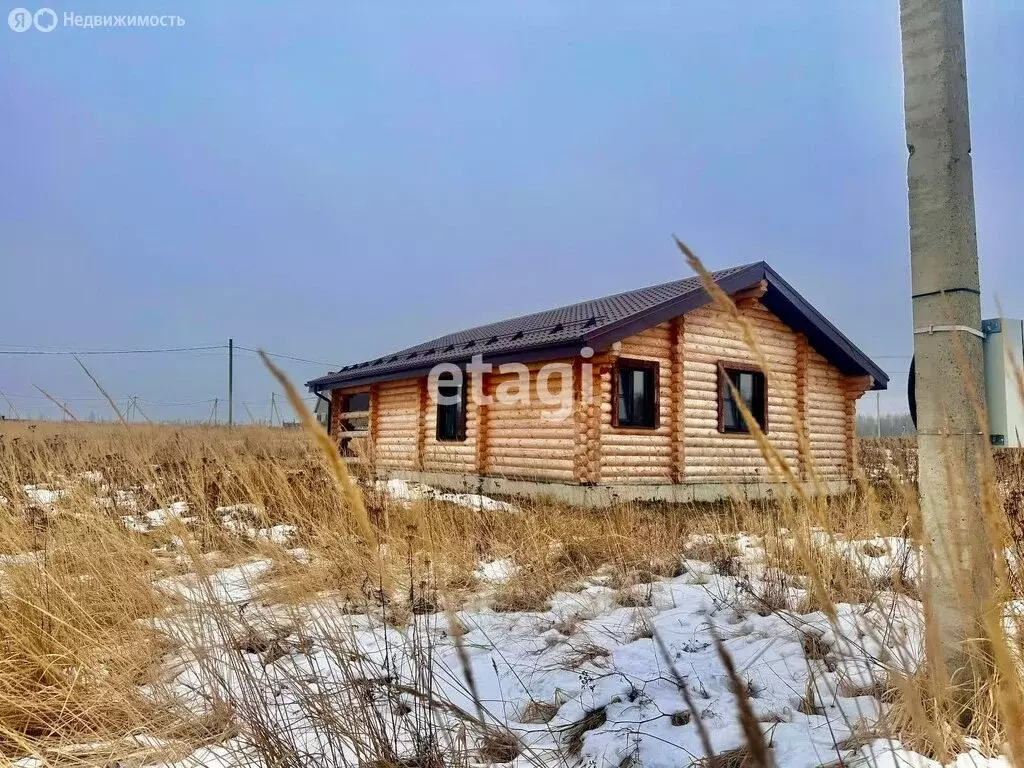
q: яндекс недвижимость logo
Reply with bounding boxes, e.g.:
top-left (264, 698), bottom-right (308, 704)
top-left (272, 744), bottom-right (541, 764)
top-left (8, 7), bottom-right (56, 31)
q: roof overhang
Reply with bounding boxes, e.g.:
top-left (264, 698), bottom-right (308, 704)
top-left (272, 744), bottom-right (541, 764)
top-left (584, 263), bottom-right (887, 390)
top-left (307, 341), bottom-right (587, 392)
top-left (758, 264), bottom-right (888, 389)
top-left (307, 262), bottom-right (888, 393)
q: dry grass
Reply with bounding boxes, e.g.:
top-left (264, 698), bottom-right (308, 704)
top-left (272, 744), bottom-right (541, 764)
top-left (1, 402), bottom-right (1023, 765)
top-left (766, 539), bottom-right (878, 611)
top-left (0, 496), bottom-right (173, 755)
top-left (518, 699), bottom-right (559, 725)
top-left (562, 706), bottom-right (607, 755)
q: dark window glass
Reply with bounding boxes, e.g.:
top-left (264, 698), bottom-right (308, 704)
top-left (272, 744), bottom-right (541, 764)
top-left (617, 363), bottom-right (657, 428)
top-left (436, 375), bottom-right (466, 441)
top-left (720, 368), bottom-right (767, 433)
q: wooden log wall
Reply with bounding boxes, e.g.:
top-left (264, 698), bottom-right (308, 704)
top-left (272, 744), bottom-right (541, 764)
top-left (484, 362), bottom-right (575, 481)
top-left (582, 361), bottom-right (603, 483)
top-left (572, 358), bottom-right (586, 483)
top-left (669, 317), bottom-right (685, 483)
top-left (325, 297), bottom-right (867, 485)
top-left (598, 323), bottom-right (674, 484)
top-left (795, 333), bottom-right (809, 480)
top-left (844, 375), bottom-right (873, 475)
top-left (682, 301), bottom-right (800, 481)
top-left (475, 374), bottom-right (491, 475)
top-left (806, 347), bottom-right (850, 479)
top-left (423, 379), bottom-right (478, 474)
top-left (371, 379), bottom-right (420, 470)
top-left (330, 389), bottom-right (343, 438)
top-left (415, 378), bottom-right (428, 470)
top-left (368, 383), bottom-right (380, 466)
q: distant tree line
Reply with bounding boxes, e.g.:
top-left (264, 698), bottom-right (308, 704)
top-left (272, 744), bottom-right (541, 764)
top-left (857, 412), bottom-right (916, 437)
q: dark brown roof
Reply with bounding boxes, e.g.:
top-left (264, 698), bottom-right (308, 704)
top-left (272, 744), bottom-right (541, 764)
top-left (307, 261), bottom-right (888, 391)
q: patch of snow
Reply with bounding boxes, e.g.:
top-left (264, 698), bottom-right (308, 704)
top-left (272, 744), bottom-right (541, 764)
top-left (215, 503), bottom-right (261, 516)
top-left (257, 524), bottom-right (296, 545)
top-left (846, 740), bottom-right (941, 768)
top-left (93, 488), bottom-right (140, 511)
top-left (23, 485), bottom-right (65, 505)
top-left (378, 478), bottom-right (519, 513)
top-left (155, 559), bottom-right (274, 606)
top-left (123, 501), bottom-right (194, 533)
top-left (814, 533), bottom-right (922, 586)
top-left (0, 551), bottom-right (43, 566)
top-left (476, 558), bottom-right (517, 583)
top-left (218, 504), bottom-right (296, 545)
top-left (160, 744), bottom-right (248, 768)
top-left (219, 516), bottom-right (254, 537)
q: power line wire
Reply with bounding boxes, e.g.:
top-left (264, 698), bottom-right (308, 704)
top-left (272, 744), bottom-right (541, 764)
top-left (0, 345), bottom-right (225, 355)
top-left (233, 346), bottom-right (336, 367)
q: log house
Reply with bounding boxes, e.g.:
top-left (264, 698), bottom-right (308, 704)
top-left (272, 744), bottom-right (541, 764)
top-left (308, 262), bottom-right (887, 504)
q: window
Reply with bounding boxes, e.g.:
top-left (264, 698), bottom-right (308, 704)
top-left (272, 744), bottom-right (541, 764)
top-left (338, 391), bottom-right (370, 456)
top-left (718, 364), bottom-right (767, 433)
top-left (339, 392), bottom-right (369, 432)
top-left (435, 373), bottom-right (466, 441)
top-left (612, 359), bottom-right (659, 429)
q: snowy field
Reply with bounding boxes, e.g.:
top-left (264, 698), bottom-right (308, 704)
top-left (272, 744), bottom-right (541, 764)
top-left (1, 473), bottom-right (1013, 768)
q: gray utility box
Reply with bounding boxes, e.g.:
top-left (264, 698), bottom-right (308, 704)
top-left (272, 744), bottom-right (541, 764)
top-left (983, 318), bottom-right (1024, 447)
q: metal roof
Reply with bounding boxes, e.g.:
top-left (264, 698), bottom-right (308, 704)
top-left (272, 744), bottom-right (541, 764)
top-left (307, 261), bottom-right (888, 391)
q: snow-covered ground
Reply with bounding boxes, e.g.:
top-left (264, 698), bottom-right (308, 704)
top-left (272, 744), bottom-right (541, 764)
top-left (0, 473), bottom-right (1012, 768)
top-left (378, 477), bottom-right (520, 513)
top-left (22, 484), bottom-right (66, 506)
top-left (135, 545), bottom-right (979, 768)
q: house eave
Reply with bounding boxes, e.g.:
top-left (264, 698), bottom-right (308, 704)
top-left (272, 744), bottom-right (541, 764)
top-left (759, 264), bottom-right (889, 390)
top-left (306, 340), bottom-right (589, 392)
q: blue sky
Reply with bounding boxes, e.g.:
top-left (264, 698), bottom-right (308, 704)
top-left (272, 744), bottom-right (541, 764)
top-left (2, 1), bottom-right (1022, 421)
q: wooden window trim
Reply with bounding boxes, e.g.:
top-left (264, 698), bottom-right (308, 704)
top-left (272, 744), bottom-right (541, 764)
top-left (435, 375), bottom-right (468, 442)
top-left (611, 357), bottom-right (660, 431)
top-left (717, 361), bottom-right (768, 434)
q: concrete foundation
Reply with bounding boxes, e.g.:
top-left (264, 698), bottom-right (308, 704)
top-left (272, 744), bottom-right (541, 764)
top-left (383, 470), bottom-right (851, 507)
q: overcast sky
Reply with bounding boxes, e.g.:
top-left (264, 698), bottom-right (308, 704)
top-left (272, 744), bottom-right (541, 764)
top-left (2, 1), bottom-right (1022, 422)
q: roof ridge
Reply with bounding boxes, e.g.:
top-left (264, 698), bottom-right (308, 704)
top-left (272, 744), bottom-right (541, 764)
top-left (379, 261), bottom-right (764, 358)
top-left (307, 259), bottom-right (894, 392)
top-left (517, 263), bottom-right (741, 319)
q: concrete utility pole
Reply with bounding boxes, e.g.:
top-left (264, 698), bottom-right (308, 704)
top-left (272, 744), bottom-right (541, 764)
top-left (899, 0), bottom-right (993, 691)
